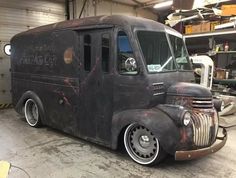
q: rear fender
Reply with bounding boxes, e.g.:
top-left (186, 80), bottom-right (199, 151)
top-left (15, 91), bottom-right (46, 124)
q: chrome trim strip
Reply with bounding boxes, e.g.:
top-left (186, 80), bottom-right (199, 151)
top-left (153, 92), bottom-right (165, 96)
top-left (152, 82), bottom-right (164, 86)
top-left (193, 97), bottom-right (212, 100)
top-left (192, 101), bottom-right (212, 104)
top-left (192, 104), bottom-right (213, 108)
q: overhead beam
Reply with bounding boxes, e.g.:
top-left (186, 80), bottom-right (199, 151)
top-left (132, 0), bottom-right (143, 6)
top-left (111, 0), bottom-right (136, 7)
top-left (135, 0), bottom-right (166, 9)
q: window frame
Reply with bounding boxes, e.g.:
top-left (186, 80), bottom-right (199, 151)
top-left (168, 34), bottom-right (192, 71)
top-left (116, 29), bottom-right (139, 76)
top-left (101, 33), bottom-right (110, 73)
top-left (83, 34), bottom-right (92, 72)
top-left (135, 29), bottom-right (178, 74)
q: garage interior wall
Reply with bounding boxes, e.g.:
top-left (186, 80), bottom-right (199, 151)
top-left (75, 0), bottom-right (157, 20)
top-left (0, 0), bottom-right (65, 107)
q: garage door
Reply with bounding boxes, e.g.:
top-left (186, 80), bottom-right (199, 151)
top-left (0, 0), bottom-right (65, 108)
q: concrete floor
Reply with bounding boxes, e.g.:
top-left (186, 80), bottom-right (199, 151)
top-left (0, 109), bottom-right (236, 178)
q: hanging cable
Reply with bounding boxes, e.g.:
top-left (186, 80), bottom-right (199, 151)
top-left (79, 0), bottom-right (88, 19)
top-left (11, 164), bottom-right (31, 178)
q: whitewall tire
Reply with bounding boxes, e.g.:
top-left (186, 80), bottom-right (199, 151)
top-left (24, 99), bottom-right (41, 127)
top-left (124, 123), bottom-right (165, 165)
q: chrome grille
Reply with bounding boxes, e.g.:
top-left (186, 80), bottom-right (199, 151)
top-left (192, 112), bottom-right (218, 147)
top-left (192, 98), bottom-right (213, 109)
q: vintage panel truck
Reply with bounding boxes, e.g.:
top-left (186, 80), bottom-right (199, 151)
top-left (11, 15), bottom-right (227, 165)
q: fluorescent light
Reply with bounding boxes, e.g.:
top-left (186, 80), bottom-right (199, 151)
top-left (154, 0), bottom-right (173, 9)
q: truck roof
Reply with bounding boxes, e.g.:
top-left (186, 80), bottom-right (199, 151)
top-left (12, 15), bottom-right (179, 39)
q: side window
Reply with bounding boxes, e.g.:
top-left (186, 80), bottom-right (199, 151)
top-left (117, 31), bottom-right (137, 75)
top-left (101, 33), bottom-right (110, 72)
top-left (84, 34), bottom-right (91, 71)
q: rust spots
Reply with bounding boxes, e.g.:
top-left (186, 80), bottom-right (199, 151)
top-left (180, 128), bottom-right (188, 143)
top-left (175, 85), bottom-right (186, 94)
top-left (64, 47), bottom-right (73, 64)
top-left (144, 112), bottom-right (149, 117)
top-left (143, 110), bottom-right (154, 117)
top-left (53, 89), bottom-right (71, 106)
top-left (166, 96), bottom-right (192, 108)
top-left (57, 57), bottom-right (100, 100)
top-left (62, 95), bottom-right (71, 106)
top-left (64, 78), bottom-right (79, 95)
top-left (80, 57), bottom-right (100, 87)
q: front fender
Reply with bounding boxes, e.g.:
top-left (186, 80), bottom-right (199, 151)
top-left (111, 108), bottom-right (180, 155)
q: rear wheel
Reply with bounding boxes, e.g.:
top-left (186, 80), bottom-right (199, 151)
top-left (124, 123), bottom-right (165, 165)
top-left (24, 99), bottom-right (41, 127)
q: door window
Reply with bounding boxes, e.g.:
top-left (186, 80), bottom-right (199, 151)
top-left (84, 34), bottom-right (91, 71)
top-left (101, 33), bottom-right (110, 72)
top-left (117, 31), bottom-right (137, 75)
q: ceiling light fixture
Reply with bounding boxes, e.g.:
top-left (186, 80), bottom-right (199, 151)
top-left (153, 0), bottom-right (173, 9)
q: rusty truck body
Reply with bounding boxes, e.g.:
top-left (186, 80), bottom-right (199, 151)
top-left (11, 15), bottom-right (227, 165)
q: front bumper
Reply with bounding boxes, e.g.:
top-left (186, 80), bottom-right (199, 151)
top-left (175, 127), bottom-right (227, 160)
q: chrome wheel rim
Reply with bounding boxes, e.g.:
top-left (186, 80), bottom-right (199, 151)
top-left (25, 99), bottom-right (39, 126)
top-left (124, 123), bottom-right (159, 165)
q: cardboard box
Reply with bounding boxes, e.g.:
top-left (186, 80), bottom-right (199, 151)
top-left (185, 21), bottom-right (219, 34)
top-left (191, 24), bottom-right (201, 33)
top-left (185, 25), bottom-right (192, 34)
top-left (216, 69), bottom-right (226, 79)
top-left (222, 5), bottom-right (236, 16)
top-left (201, 22), bottom-right (211, 32)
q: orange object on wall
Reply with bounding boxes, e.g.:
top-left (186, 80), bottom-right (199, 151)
top-left (185, 25), bottom-right (192, 34)
top-left (222, 5), bottom-right (236, 16)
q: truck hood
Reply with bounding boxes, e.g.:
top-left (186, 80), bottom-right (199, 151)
top-left (167, 82), bottom-right (212, 98)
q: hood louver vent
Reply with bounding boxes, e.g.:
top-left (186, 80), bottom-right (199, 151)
top-left (152, 82), bottom-right (165, 96)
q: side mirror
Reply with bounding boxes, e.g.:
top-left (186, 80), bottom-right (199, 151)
top-left (124, 57), bottom-right (137, 72)
top-left (190, 58), bottom-right (194, 66)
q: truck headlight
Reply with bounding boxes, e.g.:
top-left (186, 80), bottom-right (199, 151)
top-left (183, 112), bottom-right (191, 126)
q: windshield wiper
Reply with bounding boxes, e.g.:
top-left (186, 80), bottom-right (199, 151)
top-left (157, 56), bottom-right (173, 72)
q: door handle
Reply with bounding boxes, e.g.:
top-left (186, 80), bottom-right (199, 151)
top-left (59, 99), bottom-right (64, 105)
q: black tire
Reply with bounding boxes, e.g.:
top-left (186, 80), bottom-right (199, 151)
top-left (24, 99), bottom-right (41, 127)
top-left (124, 123), bottom-right (166, 166)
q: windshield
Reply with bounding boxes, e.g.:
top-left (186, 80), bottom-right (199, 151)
top-left (168, 34), bottom-right (191, 70)
top-left (137, 31), bottom-right (191, 73)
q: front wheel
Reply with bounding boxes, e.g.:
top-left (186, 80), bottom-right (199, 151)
top-left (24, 99), bottom-right (41, 127)
top-left (124, 123), bottom-right (165, 166)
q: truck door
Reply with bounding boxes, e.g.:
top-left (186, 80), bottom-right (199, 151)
top-left (113, 30), bottom-right (149, 111)
top-left (78, 28), bottom-right (113, 145)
